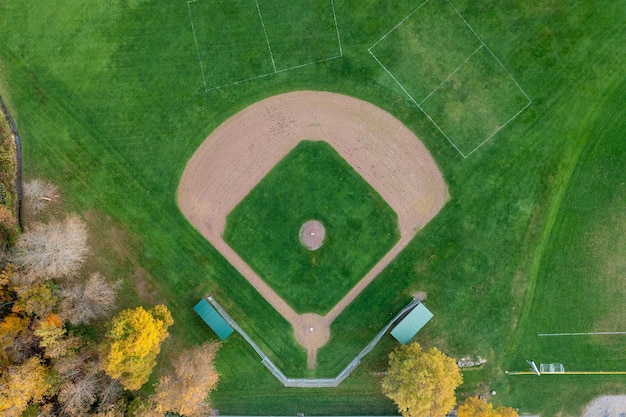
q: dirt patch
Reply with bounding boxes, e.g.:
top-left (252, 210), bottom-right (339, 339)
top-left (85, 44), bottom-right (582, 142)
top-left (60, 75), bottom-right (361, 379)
top-left (581, 395), bottom-right (626, 417)
top-left (178, 91), bottom-right (448, 369)
top-left (299, 220), bottom-right (325, 250)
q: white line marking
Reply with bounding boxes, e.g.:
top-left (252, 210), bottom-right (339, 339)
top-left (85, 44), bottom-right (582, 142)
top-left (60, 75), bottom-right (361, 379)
top-left (420, 44), bottom-right (484, 105)
top-left (463, 99), bottom-right (532, 157)
top-left (330, 0), bottom-right (343, 56)
top-left (368, 50), bottom-right (466, 157)
top-left (369, 0), bottom-right (431, 50)
top-left (539, 332), bottom-right (626, 336)
top-left (446, 0), bottom-right (532, 102)
top-left (254, 0), bottom-right (277, 73)
top-left (187, 0), bottom-right (208, 91)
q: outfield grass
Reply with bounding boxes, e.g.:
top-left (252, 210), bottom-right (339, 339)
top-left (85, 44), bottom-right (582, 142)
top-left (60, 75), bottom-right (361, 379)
top-left (0, 0), bottom-right (624, 414)
top-left (224, 141), bottom-right (399, 314)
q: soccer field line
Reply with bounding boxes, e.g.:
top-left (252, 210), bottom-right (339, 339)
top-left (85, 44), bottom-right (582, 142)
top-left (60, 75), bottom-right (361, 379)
top-left (419, 44), bottom-right (484, 105)
top-left (330, 0), bottom-right (343, 56)
top-left (187, 0), bottom-right (208, 91)
top-left (463, 100), bottom-right (532, 157)
top-left (190, 0), bottom-right (343, 91)
top-left (446, 0), bottom-right (532, 103)
top-left (254, 0), bottom-right (277, 73)
top-left (538, 331), bottom-right (626, 336)
top-left (369, 0), bottom-right (430, 51)
top-left (368, 50), bottom-right (467, 157)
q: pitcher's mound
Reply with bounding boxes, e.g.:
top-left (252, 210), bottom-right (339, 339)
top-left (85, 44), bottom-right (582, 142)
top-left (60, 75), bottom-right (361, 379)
top-left (299, 220), bottom-right (325, 250)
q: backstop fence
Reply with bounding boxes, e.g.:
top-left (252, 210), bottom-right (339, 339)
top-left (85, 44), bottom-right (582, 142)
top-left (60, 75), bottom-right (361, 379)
top-left (205, 295), bottom-right (420, 388)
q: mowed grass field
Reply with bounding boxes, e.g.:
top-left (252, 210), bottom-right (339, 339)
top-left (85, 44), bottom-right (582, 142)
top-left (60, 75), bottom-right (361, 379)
top-left (224, 141), bottom-right (399, 314)
top-left (0, 0), bottom-right (625, 415)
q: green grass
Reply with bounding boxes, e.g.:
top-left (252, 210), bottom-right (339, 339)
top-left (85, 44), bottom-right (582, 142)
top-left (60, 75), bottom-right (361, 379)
top-left (224, 141), bottom-right (399, 314)
top-left (0, 0), bottom-right (624, 414)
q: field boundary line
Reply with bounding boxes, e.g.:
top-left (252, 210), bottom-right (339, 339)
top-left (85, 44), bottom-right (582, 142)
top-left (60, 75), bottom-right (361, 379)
top-left (189, 0), bottom-right (343, 91)
top-left (368, 50), bottom-right (467, 157)
top-left (254, 0), bottom-right (277, 73)
top-left (420, 44), bottom-right (484, 105)
top-left (463, 100), bottom-right (532, 157)
top-left (538, 331), bottom-right (626, 336)
top-left (330, 0), bottom-right (343, 56)
top-left (369, 0), bottom-right (430, 50)
top-left (446, 0), bottom-right (532, 104)
top-left (187, 0), bottom-right (208, 91)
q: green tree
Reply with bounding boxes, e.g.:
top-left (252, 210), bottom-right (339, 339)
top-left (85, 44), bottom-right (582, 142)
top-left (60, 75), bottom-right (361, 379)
top-left (100, 305), bottom-right (173, 390)
top-left (382, 342), bottom-right (462, 417)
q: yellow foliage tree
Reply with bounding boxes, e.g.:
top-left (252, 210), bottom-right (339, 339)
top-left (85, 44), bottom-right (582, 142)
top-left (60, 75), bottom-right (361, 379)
top-left (100, 305), bottom-right (173, 390)
top-left (382, 342), bottom-right (463, 417)
top-left (458, 396), bottom-right (519, 417)
top-left (0, 356), bottom-right (52, 417)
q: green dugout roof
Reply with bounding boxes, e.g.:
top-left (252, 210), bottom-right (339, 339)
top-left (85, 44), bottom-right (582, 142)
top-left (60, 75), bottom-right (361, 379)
top-left (390, 303), bottom-right (433, 344)
top-left (194, 298), bottom-right (234, 340)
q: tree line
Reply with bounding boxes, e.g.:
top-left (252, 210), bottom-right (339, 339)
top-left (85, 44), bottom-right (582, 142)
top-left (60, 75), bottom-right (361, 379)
top-left (0, 179), bottom-right (220, 417)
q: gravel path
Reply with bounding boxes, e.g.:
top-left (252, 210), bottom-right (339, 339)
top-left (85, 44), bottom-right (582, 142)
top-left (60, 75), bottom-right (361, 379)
top-left (178, 91), bottom-right (447, 369)
top-left (581, 395), bottom-right (626, 417)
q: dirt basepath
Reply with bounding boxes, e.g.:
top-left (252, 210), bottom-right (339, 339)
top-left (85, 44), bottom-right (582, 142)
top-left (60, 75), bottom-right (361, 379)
top-left (178, 91), bottom-right (447, 369)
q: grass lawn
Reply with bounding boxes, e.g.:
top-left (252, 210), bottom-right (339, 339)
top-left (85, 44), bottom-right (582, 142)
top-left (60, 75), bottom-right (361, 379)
top-left (224, 140), bottom-right (399, 314)
top-left (0, 0), bottom-right (624, 414)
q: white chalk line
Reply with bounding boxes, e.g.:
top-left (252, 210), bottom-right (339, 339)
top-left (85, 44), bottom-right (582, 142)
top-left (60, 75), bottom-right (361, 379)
top-left (367, 50), bottom-right (467, 157)
top-left (369, 0), bottom-right (431, 50)
top-left (191, 0), bottom-right (343, 91)
top-left (369, 0), bottom-right (532, 158)
top-left (254, 0), bottom-right (277, 73)
top-left (539, 332), bottom-right (626, 337)
top-left (187, 0), bottom-right (208, 91)
top-left (330, 0), bottom-right (343, 56)
top-left (419, 44), bottom-right (484, 105)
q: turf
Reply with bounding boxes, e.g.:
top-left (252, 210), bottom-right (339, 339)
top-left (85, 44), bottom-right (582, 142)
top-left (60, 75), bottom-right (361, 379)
top-left (0, 0), bottom-right (624, 414)
top-left (224, 140), bottom-right (399, 314)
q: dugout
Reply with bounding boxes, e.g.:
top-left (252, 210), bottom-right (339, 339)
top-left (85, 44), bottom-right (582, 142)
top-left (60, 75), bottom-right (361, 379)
top-left (194, 297), bottom-right (234, 340)
top-left (390, 303), bottom-right (433, 344)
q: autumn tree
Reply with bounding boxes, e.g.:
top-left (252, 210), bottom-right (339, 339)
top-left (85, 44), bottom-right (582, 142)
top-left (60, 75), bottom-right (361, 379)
top-left (100, 305), bottom-right (173, 390)
top-left (22, 178), bottom-right (60, 216)
top-left (152, 341), bottom-right (221, 416)
top-left (12, 280), bottom-right (58, 318)
top-left (59, 272), bottom-right (120, 325)
top-left (0, 356), bottom-right (52, 417)
top-left (458, 396), bottom-right (519, 417)
top-left (11, 214), bottom-right (88, 280)
top-left (382, 343), bottom-right (463, 417)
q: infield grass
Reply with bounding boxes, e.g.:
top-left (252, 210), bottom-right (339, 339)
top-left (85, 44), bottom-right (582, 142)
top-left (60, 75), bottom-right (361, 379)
top-left (224, 140), bottom-right (399, 314)
top-left (0, 0), bottom-right (624, 414)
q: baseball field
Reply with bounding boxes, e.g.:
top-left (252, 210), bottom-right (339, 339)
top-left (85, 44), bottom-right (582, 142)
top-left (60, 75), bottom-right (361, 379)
top-left (0, 0), bottom-right (624, 415)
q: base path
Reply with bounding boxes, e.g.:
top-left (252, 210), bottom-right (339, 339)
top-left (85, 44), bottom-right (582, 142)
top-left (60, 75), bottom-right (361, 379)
top-left (178, 91), bottom-right (447, 369)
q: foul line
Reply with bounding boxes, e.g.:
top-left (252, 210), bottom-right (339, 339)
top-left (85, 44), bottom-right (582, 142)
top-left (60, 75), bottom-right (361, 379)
top-left (539, 332), bottom-right (626, 337)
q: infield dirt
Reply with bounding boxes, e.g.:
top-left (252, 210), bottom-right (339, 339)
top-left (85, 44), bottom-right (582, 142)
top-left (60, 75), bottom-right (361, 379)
top-left (178, 91), bottom-right (447, 369)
